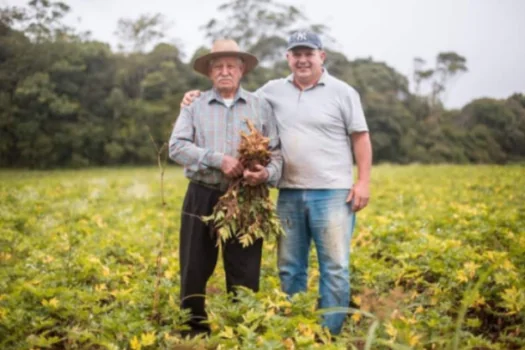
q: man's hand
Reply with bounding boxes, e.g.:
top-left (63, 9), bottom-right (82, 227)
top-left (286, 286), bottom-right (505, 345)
top-left (180, 90), bottom-right (202, 108)
top-left (221, 155), bottom-right (244, 178)
top-left (243, 164), bottom-right (269, 186)
top-left (347, 180), bottom-right (370, 212)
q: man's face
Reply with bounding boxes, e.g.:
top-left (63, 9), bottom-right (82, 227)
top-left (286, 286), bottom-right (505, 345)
top-left (286, 47), bottom-right (326, 81)
top-left (208, 56), bottom-right (244, 93)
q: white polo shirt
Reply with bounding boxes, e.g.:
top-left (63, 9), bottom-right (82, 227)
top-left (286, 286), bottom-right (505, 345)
top-left (256, 69), bottom-right (369, 189)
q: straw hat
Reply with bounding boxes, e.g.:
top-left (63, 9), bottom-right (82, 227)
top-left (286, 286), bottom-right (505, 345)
top-left (193, 39), bottom-right (258, 76)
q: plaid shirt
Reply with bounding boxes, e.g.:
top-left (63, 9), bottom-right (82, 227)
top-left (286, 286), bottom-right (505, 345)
top-left (169, 87), bottom-right (282, 189)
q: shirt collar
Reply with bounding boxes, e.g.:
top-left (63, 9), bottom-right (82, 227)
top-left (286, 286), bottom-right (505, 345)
top-left (208, 86), bottom-right (248, 105)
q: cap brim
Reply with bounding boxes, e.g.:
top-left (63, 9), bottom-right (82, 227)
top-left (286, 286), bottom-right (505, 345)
top-left (286, 43), bottom-right (320, 51)
top-left (193, 51), bottom-right (258, 77)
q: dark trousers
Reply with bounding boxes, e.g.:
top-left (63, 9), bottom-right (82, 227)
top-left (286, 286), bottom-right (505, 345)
top-left (179, 182), bottom-right (263, 335)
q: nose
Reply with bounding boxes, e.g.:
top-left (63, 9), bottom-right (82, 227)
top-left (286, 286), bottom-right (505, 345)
top-left (220, 65), bottom-right (229, 75)
top-left (297, 54), bottom-right (308, 63)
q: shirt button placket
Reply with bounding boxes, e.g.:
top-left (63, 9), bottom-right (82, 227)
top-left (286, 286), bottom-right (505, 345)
top-left (226, 107), bottom-right (232, 155)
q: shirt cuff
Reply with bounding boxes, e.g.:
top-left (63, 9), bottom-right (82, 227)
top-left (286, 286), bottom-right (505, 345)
top-left (265, 165), bottom-right (277, 187)
top-left (206, 151), bottom-right (224, 169)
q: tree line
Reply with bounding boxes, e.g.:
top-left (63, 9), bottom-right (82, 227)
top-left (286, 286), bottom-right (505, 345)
top-left (1, 0), bottom-right (524, 169)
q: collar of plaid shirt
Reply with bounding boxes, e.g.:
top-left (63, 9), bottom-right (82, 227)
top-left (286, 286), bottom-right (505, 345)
top-left (207, 86), bottom-right (249, 106)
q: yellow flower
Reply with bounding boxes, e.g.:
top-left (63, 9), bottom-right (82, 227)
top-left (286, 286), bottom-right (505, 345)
top-left (501, 286), bottom-right (524, 315)
top-left (163, 332), bottom-right (178, 343)
top-left (400, 315), bottom-right (417, 325)
top-left (283, 338), bottom-right (295, 350)
top-left (502, 259), bottom-right (515, 272)
top-left (473, 296), bottom-right (486, 307)
top-left (298, 324), bottom-right (314, 337)
top-left (485, 251), bottom-right (496, 262)
top-left (351, 312), bottom-right (362, 323)
top-left (0, 252), bottom-right (12, 261)
top-left (140, 332), bottom-right (156, 346)
top-left (42, 298), bottom-right (59, 308)
top-left (385, 322), bottom-right (397, 339)
top-left (456, 270), bottom-right (469, 283)
top-left (219, 326), bottom-right (234, 339)
top-left (130, 336), bottom-right (141, 350)
top-left (88, 256), bottom-right (101, 264)
top-left (408, 333), bottom-right (421, 347)
top-left (265, 308), bottom-right (275, 320)
top-left (95, 284), bottom-right (107, 292)
top-left (464, 261), bottom-right (480, 278)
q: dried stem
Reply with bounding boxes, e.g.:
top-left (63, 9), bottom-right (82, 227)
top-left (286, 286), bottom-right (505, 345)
top-left (203, 119), bottom-right (285, 248)
top-left (148, 131), bottom-right (168, 323)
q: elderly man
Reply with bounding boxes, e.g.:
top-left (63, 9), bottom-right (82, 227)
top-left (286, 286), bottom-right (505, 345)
top-left (181, 31), bottom-right (372, 336)
top-left (168, 39), bottom-right (282, 338)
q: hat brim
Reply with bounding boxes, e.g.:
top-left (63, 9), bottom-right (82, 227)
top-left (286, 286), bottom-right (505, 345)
top-left (193, 51), bottom-right (258, 77)
top-left (286, 43), bottom-right (321, 51)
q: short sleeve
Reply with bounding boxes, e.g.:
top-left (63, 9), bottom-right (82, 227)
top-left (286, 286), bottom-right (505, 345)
top-left (341, 86), bottom-right (369, 134)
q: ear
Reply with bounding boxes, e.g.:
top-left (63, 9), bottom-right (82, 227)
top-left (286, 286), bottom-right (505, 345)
top-left (237, 58), bottom-right (245, 74)
top-left (319, 50), bottom-right (327, 62)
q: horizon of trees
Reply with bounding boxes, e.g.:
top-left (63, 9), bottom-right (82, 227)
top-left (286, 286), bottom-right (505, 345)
top-left (1, 0), bottom-right (524, 169)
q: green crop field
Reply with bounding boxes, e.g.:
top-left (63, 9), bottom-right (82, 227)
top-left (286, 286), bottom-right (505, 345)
top-left (1, 165), bottom-right (524, 350)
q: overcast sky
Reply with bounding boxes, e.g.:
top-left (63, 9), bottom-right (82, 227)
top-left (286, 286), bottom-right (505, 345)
top-left (5, 0), bottom-right (525, 108)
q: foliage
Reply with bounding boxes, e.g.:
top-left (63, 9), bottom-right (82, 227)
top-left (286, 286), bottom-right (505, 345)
top-left (0, 165), bottom-right (524, 349)
top-left (413, 52), bottom-right (468, 108)
top-left (200, 0), bottom-right (333, 67)
top-left (114, 13), bottom-right (171, 53)
top-left (1, 0), bottom-right (524, 169)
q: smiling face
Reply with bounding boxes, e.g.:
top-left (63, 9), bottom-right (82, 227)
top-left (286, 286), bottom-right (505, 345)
top-left (208, 56), bottom-right (245, 97)
top-left (286, 47), bottom-right (326, 85)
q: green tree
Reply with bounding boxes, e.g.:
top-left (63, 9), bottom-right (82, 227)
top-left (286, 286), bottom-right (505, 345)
top-left (201, 0), bottom-right (333, 67)
top-left (5, 0), bottom-right (75, 42)
top-left (115, 13), bottom-right (171, 53)
top-left (0, 0), bottom-right (523, 168)
top-left (412, 51), bottom-right (468, 109)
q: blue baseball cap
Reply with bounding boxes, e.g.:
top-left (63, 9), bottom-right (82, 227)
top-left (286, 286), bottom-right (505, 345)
top-left (286, 31), bottom-right (323, 51)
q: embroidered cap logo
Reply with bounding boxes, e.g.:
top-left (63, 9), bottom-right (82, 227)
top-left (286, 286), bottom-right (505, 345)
top-left (294, 32), bottom-right (308, 41)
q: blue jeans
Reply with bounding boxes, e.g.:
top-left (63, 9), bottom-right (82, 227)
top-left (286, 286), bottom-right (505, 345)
top-left (276, 189), bottom-right (356, 335)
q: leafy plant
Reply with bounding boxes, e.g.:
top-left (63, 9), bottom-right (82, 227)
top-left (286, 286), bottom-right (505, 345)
top-left (0, 165), bottom-right (523, 349)
top-left (202, 119), bottom-right (285, 248)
